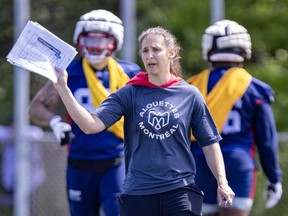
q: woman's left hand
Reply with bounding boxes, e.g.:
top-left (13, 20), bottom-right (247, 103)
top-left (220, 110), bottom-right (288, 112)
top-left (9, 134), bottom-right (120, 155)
top-left (217, 183), bottom-right (235, 207)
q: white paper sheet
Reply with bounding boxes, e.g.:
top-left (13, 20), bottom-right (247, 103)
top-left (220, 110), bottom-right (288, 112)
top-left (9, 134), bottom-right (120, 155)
top-left (6, 21), bottom-right (78, 83)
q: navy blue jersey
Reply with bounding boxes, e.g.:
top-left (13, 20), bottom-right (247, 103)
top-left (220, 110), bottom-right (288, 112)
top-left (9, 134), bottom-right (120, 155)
top-left (92, 80), bottom-right (221, 195)
top-left (66, 57), bottom-right (141, 161)
top-left (191, 67), bottom-right (282, 183)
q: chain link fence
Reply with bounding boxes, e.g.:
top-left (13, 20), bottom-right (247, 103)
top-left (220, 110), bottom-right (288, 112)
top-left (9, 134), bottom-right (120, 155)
top-left (0, 132), bottom-right (69, 216)
top-left (30, 132), bottom-right (69, 216)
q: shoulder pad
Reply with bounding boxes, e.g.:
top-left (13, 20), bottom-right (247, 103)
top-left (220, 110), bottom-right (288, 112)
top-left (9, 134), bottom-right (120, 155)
top-left (251, 77), bottom-right (275, 104)
top-left (116, 59), bottom-right (141, 77)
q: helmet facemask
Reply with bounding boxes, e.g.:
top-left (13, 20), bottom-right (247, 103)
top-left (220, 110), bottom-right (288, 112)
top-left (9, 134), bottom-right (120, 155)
top-left (73, 10), bottom-right (124, 64)
top-left (78, 32), bottom-right (117, 64)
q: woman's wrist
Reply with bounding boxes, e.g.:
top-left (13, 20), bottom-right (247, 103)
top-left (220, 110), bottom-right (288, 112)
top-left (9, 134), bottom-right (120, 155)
top-left (217, 177), bottom-right (228, 187)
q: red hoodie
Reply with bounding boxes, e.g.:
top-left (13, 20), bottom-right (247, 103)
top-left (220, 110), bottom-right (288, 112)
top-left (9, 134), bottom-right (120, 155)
top-left (126, 72), bottom-right (182, 88)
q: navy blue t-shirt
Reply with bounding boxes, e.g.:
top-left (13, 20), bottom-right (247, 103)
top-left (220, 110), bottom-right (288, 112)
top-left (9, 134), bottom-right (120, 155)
top-left (93, 80), bottom-right (221, 195)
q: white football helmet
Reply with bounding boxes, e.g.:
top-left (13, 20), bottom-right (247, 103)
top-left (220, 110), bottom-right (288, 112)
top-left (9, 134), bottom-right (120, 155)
top-left (73, 9), bottom-right (124, 64)
top-left (202, 19), bottom-right (252, 63)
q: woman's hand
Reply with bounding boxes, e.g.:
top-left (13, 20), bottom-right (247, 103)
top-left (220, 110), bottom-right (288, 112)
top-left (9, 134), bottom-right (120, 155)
top-left (202, 143), bottom-right (235, 207)
top-left (53, 67), bottom-right (68, 90)
top-left (217, 183), bottom-right (235, 207)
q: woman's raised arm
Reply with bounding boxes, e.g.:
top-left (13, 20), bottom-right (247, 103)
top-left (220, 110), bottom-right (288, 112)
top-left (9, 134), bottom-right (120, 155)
top-left (53, 67), bottom-right (106, 134)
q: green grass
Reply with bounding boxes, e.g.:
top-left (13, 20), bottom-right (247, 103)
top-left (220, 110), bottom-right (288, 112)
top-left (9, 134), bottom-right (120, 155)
top-left (251, 141), bottom-right (288, 216)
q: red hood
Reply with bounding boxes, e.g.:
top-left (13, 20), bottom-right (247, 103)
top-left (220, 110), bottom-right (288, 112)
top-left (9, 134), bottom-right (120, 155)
top-left (126, 72), bottom-right (182, 88)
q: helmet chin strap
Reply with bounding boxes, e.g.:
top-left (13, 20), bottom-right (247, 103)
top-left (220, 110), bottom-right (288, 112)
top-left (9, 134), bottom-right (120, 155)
top-left (82, 48), bottom-right (111, 64)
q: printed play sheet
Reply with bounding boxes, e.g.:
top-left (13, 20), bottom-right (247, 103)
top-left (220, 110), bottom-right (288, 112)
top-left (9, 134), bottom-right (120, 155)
top-left (7, 21), bottom-right (78, 83)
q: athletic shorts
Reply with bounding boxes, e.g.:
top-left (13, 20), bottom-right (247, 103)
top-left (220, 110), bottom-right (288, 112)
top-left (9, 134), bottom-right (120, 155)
top-left (67, 159), bottom-right (125, 216)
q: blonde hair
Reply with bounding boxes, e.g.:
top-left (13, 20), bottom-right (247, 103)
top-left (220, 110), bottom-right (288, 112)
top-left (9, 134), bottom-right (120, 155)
top-left (138, 26), bottom-right (182, 77)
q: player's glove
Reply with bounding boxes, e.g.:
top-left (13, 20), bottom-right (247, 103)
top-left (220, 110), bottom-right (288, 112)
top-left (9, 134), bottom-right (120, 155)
top-left (263, 182), bottom-right (282, 209)
top-left (49, 115), bottom-right (74, 145)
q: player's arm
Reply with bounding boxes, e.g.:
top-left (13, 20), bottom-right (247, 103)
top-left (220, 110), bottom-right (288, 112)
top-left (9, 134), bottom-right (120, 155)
top-left (252, 79), bottom-right (282, 183)
top-left (254, 101), bottom-right (281, 181)
top-left (28, 81), bottom-right (74, 145)
top-left (28, 81), bottom-right (60, 126)
top-left (254, 100), bottom-right (282, 208)
top-left (202, 143), bottom-right (235, 207)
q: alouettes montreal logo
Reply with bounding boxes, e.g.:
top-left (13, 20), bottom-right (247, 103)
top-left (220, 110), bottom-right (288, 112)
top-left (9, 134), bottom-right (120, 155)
top-left (148, 111), bottom-right (169, 130)
top-left (139, 101), bottom-right (179, 140)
